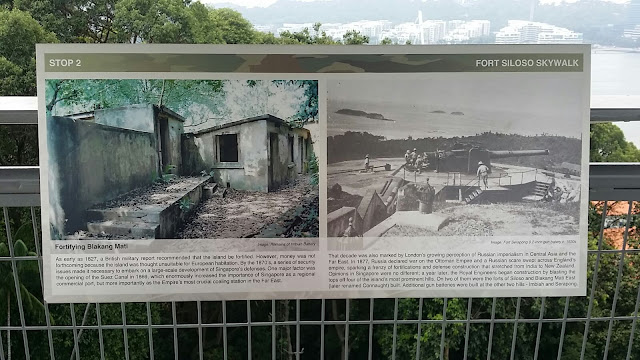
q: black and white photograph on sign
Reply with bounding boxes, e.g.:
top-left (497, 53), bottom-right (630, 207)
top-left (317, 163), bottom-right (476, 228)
top-left (327, 74), bottom-right (583, 247)
top-left (45, 79), bottom-right (319, 242)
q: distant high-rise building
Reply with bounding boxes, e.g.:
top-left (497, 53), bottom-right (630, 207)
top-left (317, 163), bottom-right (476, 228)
top-left (628, 0), bottom-right (640, 29)
top-left (521, 23), bottom-right (541, 43)
top-left (495, 31), bottom-right (521, 44)
top-left (421, 20), bottom-right (447, 44)
top-left (254, 25), bottom-right (274, 33)
top-left (448, 20), bottom-right (464, 33)
top-left (271, 15), bottom-right (490, 45)
top-left (495, 20), bottom-right (582, 44)
top-left (623, 25), bottom-right (640, 40)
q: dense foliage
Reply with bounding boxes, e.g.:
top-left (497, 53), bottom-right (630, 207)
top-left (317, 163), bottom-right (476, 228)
top-left (590, 122), bottom-right (640, 162)
top-left (1, 1), bottom-right (639, 359)
top-left (45, 79), bottom-right (317, 128)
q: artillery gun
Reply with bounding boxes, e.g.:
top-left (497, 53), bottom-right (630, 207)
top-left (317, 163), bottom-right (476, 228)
top-left (417, 143), bottom-right (550, 174)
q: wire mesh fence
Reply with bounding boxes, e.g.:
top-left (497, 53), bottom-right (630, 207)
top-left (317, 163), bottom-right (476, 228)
top-left (1, 103), bottom-right (640, 359)
top-left (1, 201), bottom-right (639, 359)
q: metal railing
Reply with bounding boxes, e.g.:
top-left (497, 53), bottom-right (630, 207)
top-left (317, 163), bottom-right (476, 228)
top-left (1, 97), bottom-right (640, 359)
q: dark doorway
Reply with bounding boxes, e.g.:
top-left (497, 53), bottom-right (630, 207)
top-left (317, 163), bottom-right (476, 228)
top-left (288, 135), bottom-right (294, 163)
top-left (158, 117), bottom-right (170, 173)
top-left (298, 136), bottom-right (304, 172)
top-left (269, 133), bottom-right (279, 190)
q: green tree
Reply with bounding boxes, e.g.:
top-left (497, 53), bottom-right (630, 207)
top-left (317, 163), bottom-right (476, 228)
top-left (46, 79), bottom-right (227, 128)
top-left (342, 30), bottom-right (369, 45)
top-left (0, 9), bottom-right (57, 95)
top-left (0, 8), bottom-right (56, 172)
top-left (271, 80), bottom-right (318, 124)
top-left (278, 22), bottom-right (339, 45)
top-left (380, 37), bottom-right (393, 45)
top-left (12, 0), bottom-right (116, 43)
top-left (206, 7), bottom-right (257, 44)
top-left (189, 3), bottom-right (258, 44)
top-left (590, 123), bottom-right (640, 162)
top-left (113, 0), bottom-right (195, 43)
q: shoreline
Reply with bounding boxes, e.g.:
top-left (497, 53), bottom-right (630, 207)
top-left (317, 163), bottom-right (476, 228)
top-left (592, 46), bottom-right (640, 54)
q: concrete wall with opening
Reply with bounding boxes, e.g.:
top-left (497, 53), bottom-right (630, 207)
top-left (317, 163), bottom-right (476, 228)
top-left (182, 114), bottom-right (311, 192)
top-left (93, 104), bottom-right (156, 133)
top-left (183, 119), bottom-right (269, 192)
top-left (79, 104), bottom-right (185, 175)
top-left (47, 116), bottom-right (159, 236)
top-left (267, 121), bottom-right (311, 191)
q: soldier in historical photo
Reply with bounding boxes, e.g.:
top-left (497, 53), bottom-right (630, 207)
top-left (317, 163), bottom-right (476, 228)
top-left (326, 75), bottom-right (583, 248)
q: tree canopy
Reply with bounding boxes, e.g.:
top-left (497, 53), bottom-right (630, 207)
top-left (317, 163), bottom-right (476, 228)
top-left (45, 79), bottom-right (318, 128)
top-left (590, 122), bottom-right (640, 162)
top-left (0, 9), bottom-right (57, 95)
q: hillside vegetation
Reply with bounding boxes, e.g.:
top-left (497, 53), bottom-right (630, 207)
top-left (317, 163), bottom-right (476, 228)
top-left (328, 131), bottom-right (581, 170)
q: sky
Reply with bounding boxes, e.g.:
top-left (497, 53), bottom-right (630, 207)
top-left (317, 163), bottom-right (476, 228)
top-left (200, 0), bottom-right (629, 8)
top-left (327, 73), bottom-right (586, 140)
top-left (616, 123), bottom-right (640, 148)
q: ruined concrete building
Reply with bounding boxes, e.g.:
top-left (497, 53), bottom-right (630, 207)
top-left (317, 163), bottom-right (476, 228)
top-left (183, 114), bottom-right (312, 192)
top-left (48, 104), bottom-right (313, 236)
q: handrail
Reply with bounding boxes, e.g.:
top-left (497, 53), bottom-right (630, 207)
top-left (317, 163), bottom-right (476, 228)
top-left (461, 177), bottom-right (480, 199)
top-left (3, 97), bottom-right (640, 204)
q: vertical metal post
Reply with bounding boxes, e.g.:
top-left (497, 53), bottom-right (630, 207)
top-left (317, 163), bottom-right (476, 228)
top-left (69, 303), bottom-right (80, 360)
top-left (246, 300), bottom-right (251, 360)
top-left (556, 297), bottom-right (571, 360)
top-left (463, 298), bottom-right (472, 360)
top-left (391, 298), bottom-right (398, 360)
top-left (625, 282), bottom-right (640, 360)
top-left (295, 299), bottom-right (300, 360)
top-left (486, 298), bottom-right (496, 360)
top-left (415, 298), bottom-right (423, 360)
top-left (272, 300), bottom-right (277, 360)
top-left (533, 297), bottom-right (546, 360)
top-left (146, 302), bottom-right (155, 360)
top-left (2, 208), bottom-right (31, 360)
top-left (509, 297), bottom-right (521, 360)
top-left (95, 304), bottom-right (106, 360)
top-left (368, 298), bottom-right (374, 360)
top-left (222, 300), bottom-right (228, 360)
top-left (121, 303), bottom-right (130, 360)
top-left (581, 200), bottom-right (609, 359)
top-left (172, 301), bottom-right (178, 360)
top-left (0, 320), bottom-right (5, 360)
top-left (439, 298), bottom-right (448, 360)
top-left (198, 301), bottom-right (204, 360)
top-left (30, 207), bottom-right (56, 360)
top-left (345, 299), bottom-right (350, 360)
top-left (603, 201), bottom-right (633, 360)
top-left (320, 299), bottom-right (325, 360)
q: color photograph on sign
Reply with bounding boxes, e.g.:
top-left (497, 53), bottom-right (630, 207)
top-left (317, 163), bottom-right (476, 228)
top-left (45, 79), bottom-right (319, 245)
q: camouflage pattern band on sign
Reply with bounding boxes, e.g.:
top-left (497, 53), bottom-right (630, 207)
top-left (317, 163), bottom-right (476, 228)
top-left (44, 53), bottom-right (584, 73)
